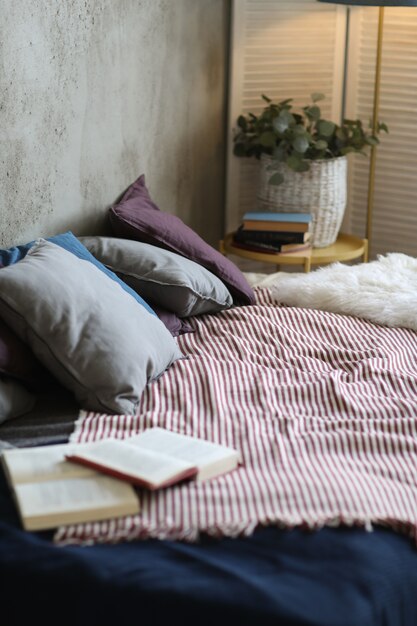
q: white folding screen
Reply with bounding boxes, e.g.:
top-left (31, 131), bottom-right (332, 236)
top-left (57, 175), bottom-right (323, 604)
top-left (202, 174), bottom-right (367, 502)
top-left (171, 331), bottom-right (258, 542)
top-left (346, 7), bottom-right (417, 258)
top-left (226, 0), bottom-right (345, 232)
top-left (227, 0), bottom-right (417, 258)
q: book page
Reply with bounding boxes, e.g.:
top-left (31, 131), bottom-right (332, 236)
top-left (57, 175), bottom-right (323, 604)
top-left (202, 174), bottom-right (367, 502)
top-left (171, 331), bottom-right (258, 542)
top-left (128, 428), bottom-right (240, 467)
top-left (1, 443), bottom-right (98, 485)
top-left (66, 439), bottom-right (197, 489)
top-left (14, 475), bottom-right (139, 531)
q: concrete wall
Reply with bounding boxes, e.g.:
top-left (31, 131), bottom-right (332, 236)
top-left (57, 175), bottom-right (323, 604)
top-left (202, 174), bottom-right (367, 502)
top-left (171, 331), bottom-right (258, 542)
top-left (0, 0), bottom-right (229, 248)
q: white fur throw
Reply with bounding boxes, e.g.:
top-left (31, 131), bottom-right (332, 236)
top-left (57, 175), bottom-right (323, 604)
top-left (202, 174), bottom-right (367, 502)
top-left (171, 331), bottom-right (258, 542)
top-left (267, 253), bottom-right (417, 331)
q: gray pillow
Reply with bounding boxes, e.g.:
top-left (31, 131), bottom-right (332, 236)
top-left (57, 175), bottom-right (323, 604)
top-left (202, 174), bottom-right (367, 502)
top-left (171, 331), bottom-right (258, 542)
top-left (0, 240), bottom-right (183, 415)
top-left (0, 377), bottom-right (36, 424)
top-left (79, 237), bottom-right (233, 318)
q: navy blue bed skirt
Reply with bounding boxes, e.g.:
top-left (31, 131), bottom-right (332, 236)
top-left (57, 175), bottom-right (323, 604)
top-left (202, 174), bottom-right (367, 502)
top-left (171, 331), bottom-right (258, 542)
top-left (1, 468), bottom-right (416, 626)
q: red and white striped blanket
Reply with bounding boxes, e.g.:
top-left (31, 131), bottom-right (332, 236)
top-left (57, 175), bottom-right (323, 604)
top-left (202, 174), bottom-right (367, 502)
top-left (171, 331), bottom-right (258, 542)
top-left (55, 288), bottom-right (417, 546)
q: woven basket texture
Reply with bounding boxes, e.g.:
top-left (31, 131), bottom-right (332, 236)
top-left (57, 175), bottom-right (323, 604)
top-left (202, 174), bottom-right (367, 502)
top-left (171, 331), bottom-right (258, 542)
top-left (257, 154), bottom-right (348, 248)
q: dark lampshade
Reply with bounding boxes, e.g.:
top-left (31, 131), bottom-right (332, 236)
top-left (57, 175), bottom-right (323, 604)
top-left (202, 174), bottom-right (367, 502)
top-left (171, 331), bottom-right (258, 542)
top-left (317, 1), bottom-right (417, 5)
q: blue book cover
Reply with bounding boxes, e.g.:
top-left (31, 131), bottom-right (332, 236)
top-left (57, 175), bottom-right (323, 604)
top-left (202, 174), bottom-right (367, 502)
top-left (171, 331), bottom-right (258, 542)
top-left (243, 212), bottom-right (312, 223)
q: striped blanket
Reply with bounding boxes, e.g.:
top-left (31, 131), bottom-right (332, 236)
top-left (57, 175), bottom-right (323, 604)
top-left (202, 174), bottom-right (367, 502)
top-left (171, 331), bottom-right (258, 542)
top-left (55, 288), bottom-right (417, 546)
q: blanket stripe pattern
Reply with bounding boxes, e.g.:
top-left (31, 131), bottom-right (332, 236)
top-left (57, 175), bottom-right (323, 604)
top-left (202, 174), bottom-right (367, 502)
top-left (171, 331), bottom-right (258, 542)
top-left (55, 288), bottom-right (417, 546)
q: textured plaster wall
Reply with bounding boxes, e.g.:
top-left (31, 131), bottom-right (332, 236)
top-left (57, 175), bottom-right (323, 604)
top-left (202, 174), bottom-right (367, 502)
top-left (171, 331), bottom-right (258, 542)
top-left (0, 0), bottom-right (229, 248)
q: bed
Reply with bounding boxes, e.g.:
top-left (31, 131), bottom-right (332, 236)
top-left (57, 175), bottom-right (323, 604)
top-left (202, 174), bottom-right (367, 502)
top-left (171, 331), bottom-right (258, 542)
top-left (1, 176), bottom-right (417, 626)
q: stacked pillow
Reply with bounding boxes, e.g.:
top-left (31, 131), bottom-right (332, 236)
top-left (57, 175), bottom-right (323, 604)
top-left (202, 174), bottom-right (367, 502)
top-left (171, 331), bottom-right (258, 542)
top-left (0, 233), bottom-right (182, 415)
top-left (0, 231), bottom-right (155, 316)
top-left (0, 177), bottom-right (255, 419)
top-left (108, 175), bottom-right (255, 306)
top-left (79, 237), bottom-right (233, 318)
top-left (0, 231), bottom-right (160, 402)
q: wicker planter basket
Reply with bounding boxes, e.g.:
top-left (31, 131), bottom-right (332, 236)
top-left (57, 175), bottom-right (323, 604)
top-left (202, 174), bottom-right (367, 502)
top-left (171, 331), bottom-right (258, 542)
top-left (257, 154), bottom-right (348, 248)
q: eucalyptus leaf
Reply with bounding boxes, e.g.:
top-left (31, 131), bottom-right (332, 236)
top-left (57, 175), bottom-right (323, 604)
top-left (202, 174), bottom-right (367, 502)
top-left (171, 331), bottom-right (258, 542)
top-left (314, 139), bottom-right (328, 151)
top-left (268, 172), bottom-right (285, 186)
top-left (293, 124), bottom-right (307, 136)
top-left (340, 146), bottom-right (356, 155)
top-left (311, 92), bottom-right (325, 103)
top-left (237, 115), bottom-right (247, 131)
top-left (304, 105), bottom-right (321, 122)
top-left (286, 154), bottom-right (309, 172)
top-left (292, 136), bottom-right (309, 154)
top-left (259, 131), bottom-right (276, 148)
top-left (232, 93), bottom-right (388, 185)
top-left (317, 120), bottom-right (336, 137)
top-left (273, 110), bottom-right (295, 133)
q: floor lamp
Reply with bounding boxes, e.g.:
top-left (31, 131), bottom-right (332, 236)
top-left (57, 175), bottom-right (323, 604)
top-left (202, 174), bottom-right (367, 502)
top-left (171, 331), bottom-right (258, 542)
top-left (317, 0), bottom-right (417, 256)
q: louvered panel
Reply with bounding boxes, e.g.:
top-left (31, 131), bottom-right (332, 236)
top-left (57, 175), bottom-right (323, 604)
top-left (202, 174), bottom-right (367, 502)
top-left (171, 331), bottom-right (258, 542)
top-left (226, 0), bottom-right (345, 234)
top-left (348, 7), bottom-right (417, 258)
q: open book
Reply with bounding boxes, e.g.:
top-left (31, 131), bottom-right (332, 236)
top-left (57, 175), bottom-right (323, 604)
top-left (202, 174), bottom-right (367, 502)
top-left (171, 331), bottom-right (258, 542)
top-left (66, 428), bottom-right (241, 490)
top-left (1, 443), bottom-right (140, 531)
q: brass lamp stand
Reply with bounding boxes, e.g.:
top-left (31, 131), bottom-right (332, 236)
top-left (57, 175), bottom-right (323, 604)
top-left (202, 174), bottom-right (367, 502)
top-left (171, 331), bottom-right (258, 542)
top-left (366, 7), bottom-right (384, 245)
top-left (317, 0), bottom-right (417, 256)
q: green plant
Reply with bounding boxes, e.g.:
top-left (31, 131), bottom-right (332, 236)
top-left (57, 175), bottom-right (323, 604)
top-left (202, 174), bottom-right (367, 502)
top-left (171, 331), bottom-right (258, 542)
top-left (233, 93), bottom-right (388, 185)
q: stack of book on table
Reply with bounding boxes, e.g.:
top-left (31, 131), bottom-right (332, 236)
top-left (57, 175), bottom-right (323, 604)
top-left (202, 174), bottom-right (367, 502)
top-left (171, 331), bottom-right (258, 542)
top-left (233, 211), bottom-right (313, 255)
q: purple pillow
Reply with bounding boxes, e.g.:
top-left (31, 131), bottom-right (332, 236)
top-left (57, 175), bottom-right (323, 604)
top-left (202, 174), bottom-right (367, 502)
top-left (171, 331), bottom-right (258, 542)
top-left (109, 175), bottom-right (255, 305)
top-left (152, 305), bottom-right (194, 338)
top-left (0, 319), bottom-right (54, 390)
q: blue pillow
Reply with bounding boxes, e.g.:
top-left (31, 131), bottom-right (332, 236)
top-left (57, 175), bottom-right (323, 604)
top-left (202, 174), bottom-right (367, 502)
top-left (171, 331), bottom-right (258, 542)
top-left (0, 231), bottom-right (155, 316)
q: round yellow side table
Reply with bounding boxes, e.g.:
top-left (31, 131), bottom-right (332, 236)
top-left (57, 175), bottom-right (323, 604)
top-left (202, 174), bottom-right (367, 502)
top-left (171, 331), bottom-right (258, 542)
top-left (220, 233), bottom-right (368, 273)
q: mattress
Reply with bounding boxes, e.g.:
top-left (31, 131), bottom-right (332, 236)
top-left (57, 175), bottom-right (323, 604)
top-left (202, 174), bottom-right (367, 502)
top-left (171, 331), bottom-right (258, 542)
top-left (1, 287), bottom-right (417, 625)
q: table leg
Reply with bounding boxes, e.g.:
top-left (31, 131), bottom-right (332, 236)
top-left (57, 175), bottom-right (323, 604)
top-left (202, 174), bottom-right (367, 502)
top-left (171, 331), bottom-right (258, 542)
top-left (363, 239), bottom-right (369, 263)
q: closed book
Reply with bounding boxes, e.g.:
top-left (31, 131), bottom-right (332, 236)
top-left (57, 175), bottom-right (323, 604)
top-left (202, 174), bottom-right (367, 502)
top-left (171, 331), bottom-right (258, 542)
top-left (242, 220), bottom-right (311, 233)
top-left (279, 242), bottom-right (312, 254)
top-left (234, 227), bottom-right (311, 245)
top-left (242, 212), bottom-right (312, 223)
top-left (232, 240), bottom-right (312, 255)
top-left (279, 245), bottom-right (312, 258)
